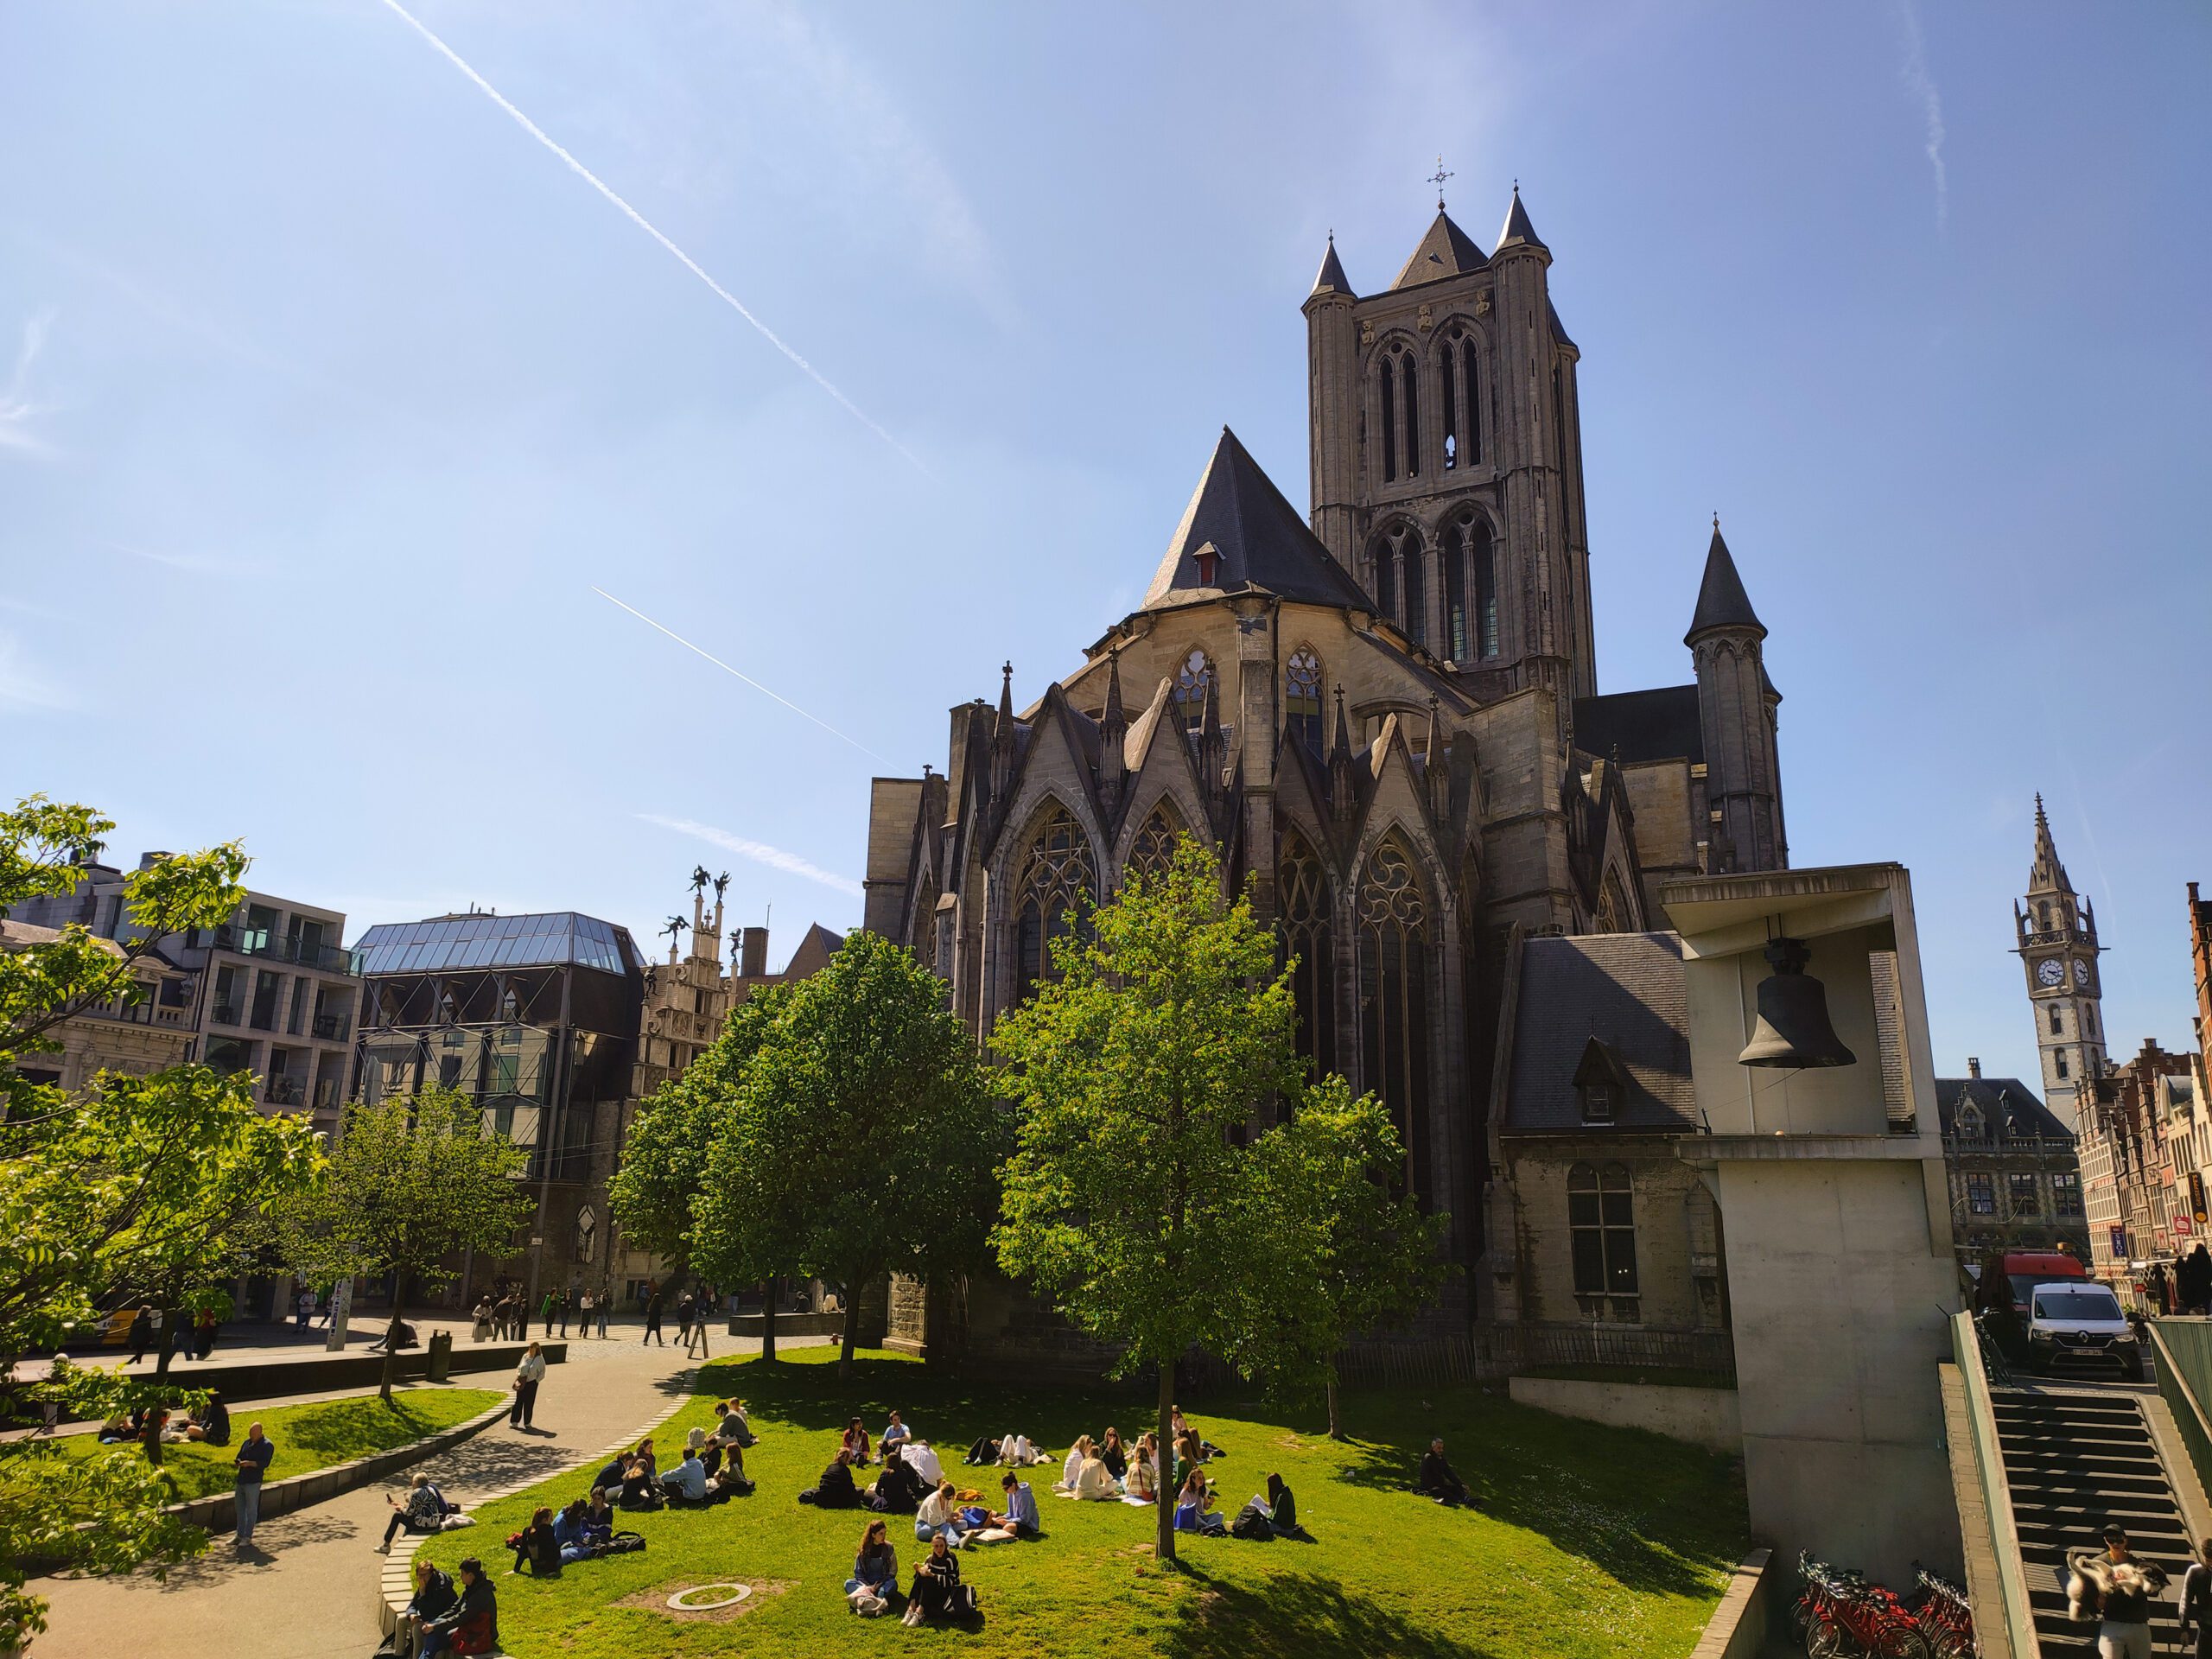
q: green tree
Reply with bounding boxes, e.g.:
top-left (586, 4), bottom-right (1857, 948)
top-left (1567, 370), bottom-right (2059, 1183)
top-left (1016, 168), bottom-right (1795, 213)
top-left (285, 1088), bottom-right (531, 1401)
top-left (609, 983), bottom-right (794, 1355)
top-left (992, 836), bottom-right (1317, 1565)
top-left (690, 932), bottom-right (1001, 1380)
top-left (0, 795), bottom-right (325, 1644)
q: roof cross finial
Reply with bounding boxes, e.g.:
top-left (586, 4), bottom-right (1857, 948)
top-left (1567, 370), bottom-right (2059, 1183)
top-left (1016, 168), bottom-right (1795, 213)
top-left (1428, 155), bottom-right (1454, 210)
top-left (1713, 511), bottom-right (1720, 532)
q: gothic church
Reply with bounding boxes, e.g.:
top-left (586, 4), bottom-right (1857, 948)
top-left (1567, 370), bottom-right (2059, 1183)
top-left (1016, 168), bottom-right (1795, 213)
top-left (862, 186), bottom-right (1788, 1332)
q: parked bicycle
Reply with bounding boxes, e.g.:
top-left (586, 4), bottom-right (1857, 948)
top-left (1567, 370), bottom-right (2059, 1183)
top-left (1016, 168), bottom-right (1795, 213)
top-left (1794, 1551), bottom-right (1936, 1659)
top-left (1904, 1562), bottom-right (1975, 1659)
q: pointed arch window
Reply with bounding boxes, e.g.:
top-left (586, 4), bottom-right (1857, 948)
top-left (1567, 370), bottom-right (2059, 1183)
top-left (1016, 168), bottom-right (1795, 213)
top-left (1284, 646), bottom-right (1324, 753)
top-left (1439, 324), bottom-right (1483, 471)
top-left (1369, 524), bottom-right (1426, 647)
top-left (1173, 649), bottom-right (1213, 735)
top-left (1376, 342), bottom-right (1420, 482)
top-left (1127, 801), bottom-right (1186, 882)
top-left (911, 873), bottom-right (941, 976)
top-left (1442, 512), bottom-right (1497, 664)
top-left (1357, 837), bottom-right (1430, 1199)
top-left (1280, 829), bottom-right (1336, 1093)
top-left (1014, 804), bottom-right (1096, 998)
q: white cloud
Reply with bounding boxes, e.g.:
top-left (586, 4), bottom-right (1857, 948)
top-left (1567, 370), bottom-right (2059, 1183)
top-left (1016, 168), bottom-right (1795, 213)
top-left (1897, 0), bottom-right (1948, 231)
top-left (638, 812), bottom-right (862, 899)
top-left (0, 309), bottom-right (58, 459)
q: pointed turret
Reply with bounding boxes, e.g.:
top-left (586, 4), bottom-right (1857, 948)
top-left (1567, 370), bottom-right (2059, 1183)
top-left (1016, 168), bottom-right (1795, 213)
top-left (989, 661), bottom-right (1016, 810)
top-left (1310, 233), bottom-right (1353, 298)
top-left (1495, 183), bottom-right (1547, 256)
top-left (1424, 694), bottom-right (1448, 816)
top-left (1098, 649), bottom-right (1128, 810)
top-left (1328, 685), bottom-right (1359, 824)
top-left (1685, 521), bottom-right (1765, 644)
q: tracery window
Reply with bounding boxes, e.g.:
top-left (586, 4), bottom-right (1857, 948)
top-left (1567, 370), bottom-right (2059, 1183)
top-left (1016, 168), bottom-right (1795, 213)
top-left (1357, 837), bottom-right (1430, 1198)
top-left (1369, 524), bottom-right (1427, 647)
top-left (1438, 325), bottom-right (1483, 471)
top-left (1173, 649), bottom-right (1214, 734)
top-left (1442, 512), bottom-right (1497, 663)
top-left (1127, 802), bottom-right (1185, 882)
top-left (1377, 343), bottom-right (1421, 482)
top-left (1285, 646), bottom-right (1324, 752)
top-left (1279, 829), bottom-right (1336, 1091)
top-left (1014, 804), bottom-right (1096, 998)
top-left (1569, 1162), bottom-right (1639, 1321)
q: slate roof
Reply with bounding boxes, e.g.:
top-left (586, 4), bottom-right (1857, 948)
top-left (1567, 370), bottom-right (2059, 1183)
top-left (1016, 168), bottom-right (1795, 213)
top-left (1311, 237), bottom-right (1353, 297)
top-left (1935, 1076), bottom-right (2075, 1144)
top-left (1685, 524), bottom-right (1765, 642)
top-left (1141, 429), bottom-right (1378, 613)
top-left (1390, 210), bottom-right (1490, 290)
top-left (1503, 931), bottom-right (1696, 1132)
top-left (1496, 186), bottom-right (1547, 255)
top-left (1573, 686), bottom-right (1704, 765)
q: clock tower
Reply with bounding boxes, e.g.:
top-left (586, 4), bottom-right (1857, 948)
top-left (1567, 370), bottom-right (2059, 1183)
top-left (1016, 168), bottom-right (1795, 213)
top-left (2013, 793), bottom-right (2107, 1128)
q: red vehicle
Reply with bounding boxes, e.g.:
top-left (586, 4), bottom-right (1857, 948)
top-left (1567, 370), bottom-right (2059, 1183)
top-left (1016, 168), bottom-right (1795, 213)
top-left (1998, 1249), bottom-right (2088, 1313)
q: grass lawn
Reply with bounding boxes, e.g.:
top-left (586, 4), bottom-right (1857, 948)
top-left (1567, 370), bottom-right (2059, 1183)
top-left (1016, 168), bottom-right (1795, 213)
top-left (59, 1385), bottom-right (504, 1501)
top-left (422, 1349), bottom-right (1746, 1659)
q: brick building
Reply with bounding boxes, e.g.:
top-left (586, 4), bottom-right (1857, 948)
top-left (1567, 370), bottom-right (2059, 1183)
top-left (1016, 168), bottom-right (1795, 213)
top-left (1934, 1060), bottom-right (2088, 1269)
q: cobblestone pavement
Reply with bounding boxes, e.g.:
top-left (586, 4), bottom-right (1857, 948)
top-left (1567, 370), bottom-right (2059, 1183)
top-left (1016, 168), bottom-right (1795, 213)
top-left (30, 1324), bottom-right (825, 1659)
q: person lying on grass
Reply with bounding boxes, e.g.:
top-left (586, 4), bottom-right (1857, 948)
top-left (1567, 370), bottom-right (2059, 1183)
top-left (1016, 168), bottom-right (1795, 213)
top-left (845, 1518), bottom-right (901, 1616)
top-left (1414, 1437), bottom-right (1472, 1506)
top-left (915, 1479), bottom-right (968, 1548)
top-left (972, 1470), bottom-right (1039, 1541)
top-left (799, 1446), bottom-right (861, 1508)
top-left (903, 1532), bottom-right (963, 1628)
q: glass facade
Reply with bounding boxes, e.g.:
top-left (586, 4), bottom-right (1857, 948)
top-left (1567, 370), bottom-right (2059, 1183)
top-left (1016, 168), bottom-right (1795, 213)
top-left (353, 912), bottom-right (637, 977)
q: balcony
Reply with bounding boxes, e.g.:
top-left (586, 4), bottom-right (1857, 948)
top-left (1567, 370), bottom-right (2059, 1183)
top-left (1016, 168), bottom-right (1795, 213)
top-left (217, 925), bottom-right (357, 976)
top-left (312, 1013), bottom-right (347, 1041)
top-left (264, 1076), bottom-right (305, 1107)
top-left (212, 1002), bottom-right (243, 1027)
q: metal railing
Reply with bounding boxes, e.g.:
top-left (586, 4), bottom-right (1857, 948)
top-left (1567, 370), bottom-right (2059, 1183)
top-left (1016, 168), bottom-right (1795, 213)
top-left (1949, 1309), bottom-right (2037, 1659)
top-left (312, 1013), bottom-right (346, 1040)
top-left (264, 1076), bottom-right (304, 1106)
top-left (212, 1002), bottom-right (242, 1026)
top-left (217, 925), bottom-right (357, 975)
top-left (2146, 1318), bottom-right (2212, 1503)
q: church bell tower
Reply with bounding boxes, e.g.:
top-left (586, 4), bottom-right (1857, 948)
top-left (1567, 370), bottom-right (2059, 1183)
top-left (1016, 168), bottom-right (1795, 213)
top-left (2013, 794), bottom-right (2107, 1125)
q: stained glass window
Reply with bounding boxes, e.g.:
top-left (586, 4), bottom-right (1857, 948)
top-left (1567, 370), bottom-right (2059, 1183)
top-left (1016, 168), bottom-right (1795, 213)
top-left (1357, 838), bottom-right (1430, 1198)
top-left (1014, 804), bottom-right (1096, 996)
top-left (1173, 649), bottom-right (1213, 734)
top-left (1285, 647), bottom-right (1323, 751)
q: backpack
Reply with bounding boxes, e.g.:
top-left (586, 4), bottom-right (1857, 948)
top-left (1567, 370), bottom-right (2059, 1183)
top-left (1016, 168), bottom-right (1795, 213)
top-left (1231, 1503), bottom-right (1274, 1541)
top-left (602, 1530), bottom-right (647, 1554)
top-left (950, 1584), bottom-right (980, 1618)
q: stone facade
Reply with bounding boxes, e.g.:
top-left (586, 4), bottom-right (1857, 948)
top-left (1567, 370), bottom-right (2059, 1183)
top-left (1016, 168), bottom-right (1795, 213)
top-left (2078, 1039), bottom-right (2200, 1282)
top-left (1935, 1060), bottom-right (2089, 1268)
top-left (2013, 798), bottom-right (2108, 1124)
top-left (864, 188), bottom-right (1794, 1359)
top-left (0, 917), bottom-right (194, 1089)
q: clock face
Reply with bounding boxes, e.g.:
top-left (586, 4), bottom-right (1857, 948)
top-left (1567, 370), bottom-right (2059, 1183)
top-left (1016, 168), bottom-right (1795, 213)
top-left (2037, 959), bottom-right (2065, 988)
top-left (2075, 959), bottom-right (2094, 989)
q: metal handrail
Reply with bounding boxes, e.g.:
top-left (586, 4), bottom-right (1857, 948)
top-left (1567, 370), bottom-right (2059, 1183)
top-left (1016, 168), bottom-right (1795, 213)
top-left (1950, 1309), bottom-right (2038, 1659)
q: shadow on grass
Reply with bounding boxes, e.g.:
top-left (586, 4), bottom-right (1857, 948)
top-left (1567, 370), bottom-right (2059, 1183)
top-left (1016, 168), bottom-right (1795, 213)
top-left (1164, 1564), bottom-right (1498, 1659)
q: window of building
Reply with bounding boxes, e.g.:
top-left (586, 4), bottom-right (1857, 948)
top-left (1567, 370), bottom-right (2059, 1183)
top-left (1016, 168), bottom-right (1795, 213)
top-left (2056, 1051), bottom-right (2070, 1079)
top-left (1357, 837), bottom-right (1430, 1198)
top-left (1368, 523), bottom-right (1426, 646)
top-left (1967, 1173), bottom-right (1996, 1216)
top-left (1285, 646), bottom-right (1324, 752)
top-left (1377, 344), bottom-right (1421, 482)
top-left (1278, 829), bottom-right (1336, 1092)
top-left (1014, 804), bottom-right (1096, 998)
top-left (2086, 1005), bottom-right (2097, 1037)
top-left (1173, 650), bottom-right (1214, 734)
top-left (1440, 512), bottom-right (1498, 664)
top-left (1569, 1162), bottom-right (1638, 1320)
top-left (2050, 1007), bottom-right (2063, 1035)
top-left (1582, 1082), bottom-right (1616, 1123)
top-left (2009, 1172), bottom-right (2040, 1217)
top-left (1127, 802), bottom-right (1185, 882)
top-left (2053, 1171), bottom-right (2083, 1216)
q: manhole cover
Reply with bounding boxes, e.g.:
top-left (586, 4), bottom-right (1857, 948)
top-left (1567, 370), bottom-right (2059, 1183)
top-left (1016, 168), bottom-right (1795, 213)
top-left (668, 1583), bottom-right (753, 1611)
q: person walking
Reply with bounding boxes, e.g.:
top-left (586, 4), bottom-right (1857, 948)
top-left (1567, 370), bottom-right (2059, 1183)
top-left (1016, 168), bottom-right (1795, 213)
top-left (576, 1288), bottom-right (594, 1338)
top-left (194, 1307), bottom-right (218, 1361)
top-left (125, 1304), bottom-right (155, 1366)
top-left (510, 1341), bottom-right (547, 1429)
top-left (540, 1290), bottom-right (556, 1340)
top-left (676, 1290), bottom-right (696, 1350)
top-left (2069, 1522), bottom-right (2168, 1659)
top-left (232, 1421), bottom-right (276, 1548)
top-left (642, 1285), bottom-right (664, 1346)
top-left (2180, 1535), bottom-right (2212, 1659)
top-left (294, 1287), bottom-right (315, 1332)
top-left (559, 1287), bottom-right (575, 1338)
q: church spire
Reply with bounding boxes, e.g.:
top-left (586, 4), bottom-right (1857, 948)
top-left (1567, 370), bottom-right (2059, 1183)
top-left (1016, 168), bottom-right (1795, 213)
top-left (1685, 518), bottom-right (1766, 644)
top-left (1310, 232), bottom-right (1353, 298)
top-left (1099, 648), bottom-right (1128, 810)
top-left (1328, 685), bottom-right (1359, 823)
top-left (2028, 792), bottom-right (2074, 896)
top-left (1495, 181), bottom-right (1548, 256)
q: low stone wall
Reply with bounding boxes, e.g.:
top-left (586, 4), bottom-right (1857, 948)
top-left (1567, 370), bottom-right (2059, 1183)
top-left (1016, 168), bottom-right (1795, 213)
top-left (168, 1395), bottom-right (512, 1535)
top-left (114, 1339), bottom-right (564, 1408)
top-left (1507, 1375), bottom-right (1741, 1454)
top-left (1688, 1548), bottom-right (1774, 1659)
top-left (724, 1312), bottom-right (843, 1338)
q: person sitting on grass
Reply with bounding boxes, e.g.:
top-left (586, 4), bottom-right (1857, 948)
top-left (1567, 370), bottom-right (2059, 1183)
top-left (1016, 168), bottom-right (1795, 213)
top-left (708, 1440), bottom-right (753, 1500)
top-left (880, 1410), bottom-right (912, 1453)
top-left (868, 1446), bottom-right (925, 1514)
top-left (617, 1456), bottom-right (663, 1510)
top-left (845, 1517), bottom-right (900, 1615)
top-left (900, 1437), bottom-right (945, 1486)
top-left (799, 1446), bottom-right (861, 1508)
top-left (712, 1398), bottom-right (756, 1448)
top-left (1056, 1435), bottom-right (1092, 1493)
top-left (915, 1478), bottom-right (967, 1549)
top-left (842, 1417), bottom-right (874, 1466)
top-left (404, 1557), bottom-right (457, 1634)
top-left (1174, 1467), bottom-right (1224, 1535)
top-left (551, 1499), bottom-right (597, 1564)
top-left (1068, 1445), bottom-right (1116, 1502)
top-left (902, 1532), bottom-right (964, 1628)
top-left (1122, 1433), bottom-right (1160, 1504)
top-left (415, 1555), bottom-right (496, 1657)
top-left (1098, 1427), bottom-right (1128, 1482)
top-left (582, 1490), bottom-right (615, 1542)
top-left (1414, 1437), bottom-right (1471, 1506)
top-left (182, 1389), bottom-right (231, 1445)
top-left (969, 1470), bottom-right (1039, 1543)
top-left (508, 1507), bottom-right (563, 1576)
top-left (661, 1446), bottom-right (709, 1505)
top-left (698, 1440), bottom-right (723, 1480)
top-left (1259, 1472), bottom-right (1310, 1540)
top-left (380, 1473), bottom-right (448, 1554)
top-left (590, 1450), bottom-right (628, 1500)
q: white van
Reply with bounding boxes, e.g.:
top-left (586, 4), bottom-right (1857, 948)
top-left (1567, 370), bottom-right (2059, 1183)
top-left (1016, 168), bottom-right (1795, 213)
top-left (2025, 1281), bottom-right (2144, 1380)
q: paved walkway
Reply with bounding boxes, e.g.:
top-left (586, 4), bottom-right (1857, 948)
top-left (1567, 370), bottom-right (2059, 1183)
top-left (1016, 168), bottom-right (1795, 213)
top-left (32, 1325), bottom-right (825, 1659)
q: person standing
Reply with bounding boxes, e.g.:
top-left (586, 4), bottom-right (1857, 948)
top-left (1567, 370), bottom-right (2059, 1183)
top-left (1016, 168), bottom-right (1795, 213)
top-left (194, 1308), bottom-right (218, 1361)
top-left (642, 1285), bottom-right (664, 1346)
top-left (540, 1290), bottom-right (556, 1340)
top-left (125, 1304), bottom-right (156, 1366)
top-left (232, 1421), bottom-right (275, 1548)
top-left (295, 1287), bottom-right (315, 1332)
top-left (576, 1288), bottom-right (593, 1338)
top-left (471, 1297), bottom-right (492, 1343)
top-left (558, 1287), bottom-right (574, 1339)
top-left (511, 1341), bottom-right (546, 1429)
top-left (596, 1287), bottom-right (610, 1338)
top-left (2179, 1536), bottom-right (2212, 1659)
top-left (2070, 1522), bottom-right (2168, 1659)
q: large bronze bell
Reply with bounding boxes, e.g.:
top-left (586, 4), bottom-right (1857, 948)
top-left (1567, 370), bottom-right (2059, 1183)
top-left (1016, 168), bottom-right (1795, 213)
top-left (1738, 935), bottom-right (1858, 1069)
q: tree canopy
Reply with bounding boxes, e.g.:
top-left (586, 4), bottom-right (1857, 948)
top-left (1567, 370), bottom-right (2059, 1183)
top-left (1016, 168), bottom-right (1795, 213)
top-left (689, 931), bottom-right (1001, 1378)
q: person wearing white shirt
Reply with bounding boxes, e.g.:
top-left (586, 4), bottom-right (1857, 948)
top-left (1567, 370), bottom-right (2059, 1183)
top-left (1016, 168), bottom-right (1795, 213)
top-left (510, 1341), bottom-right (547, 1428)
top-left (914, 1479), bottom-right (967, 1549)
top-left (901, 1439), bottom-right (944, 1487)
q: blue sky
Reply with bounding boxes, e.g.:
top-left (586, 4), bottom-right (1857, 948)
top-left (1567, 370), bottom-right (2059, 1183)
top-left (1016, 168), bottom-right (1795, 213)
top-left (2, 2), bottom-right (2205, 1090)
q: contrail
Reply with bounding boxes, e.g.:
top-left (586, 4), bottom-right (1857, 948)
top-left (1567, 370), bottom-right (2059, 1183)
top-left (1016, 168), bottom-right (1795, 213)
top-left (639, 813), bottom-right (862, 899)
top-left (592, 586), bottom-right (886, 761)
top-left (377, 0), bottom-right (922, 469)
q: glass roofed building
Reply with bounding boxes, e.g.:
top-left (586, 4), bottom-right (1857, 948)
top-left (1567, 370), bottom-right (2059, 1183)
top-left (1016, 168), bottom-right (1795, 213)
top-left (350, 908), bottom-right (647, 1311)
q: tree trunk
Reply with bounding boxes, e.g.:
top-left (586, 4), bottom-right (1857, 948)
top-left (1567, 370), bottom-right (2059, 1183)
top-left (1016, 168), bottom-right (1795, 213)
top-left (760, 1278), bottom-right (778, 1364)
top-left (1156, 1357), bottom-right (1177, 1567)
top-left (379, 1270), bottom-right (407, 1403)
top-left (838, 1290), bottom-right (859, 1382)
top-left (1326, 1376), bottom-right (1344, 1440)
